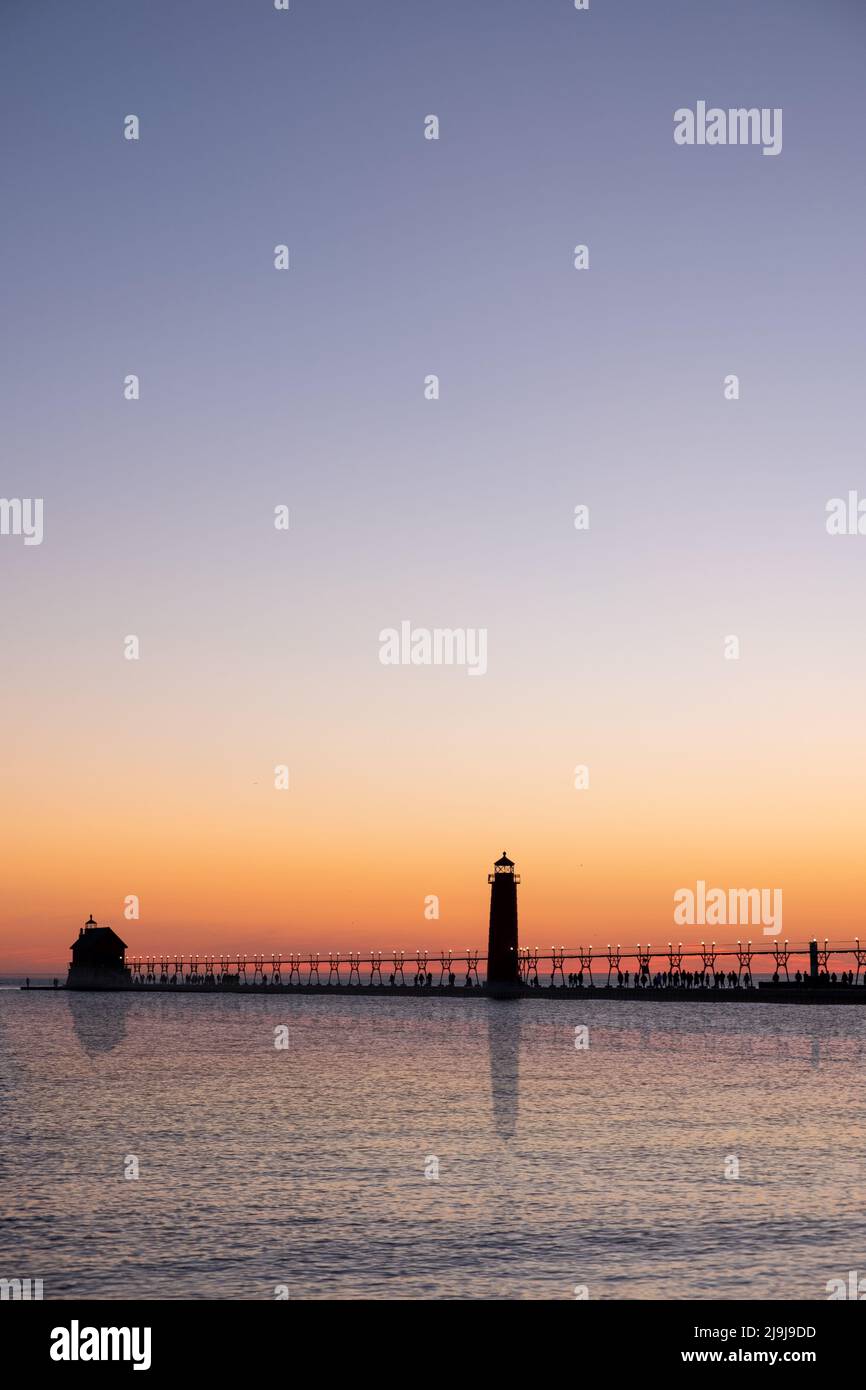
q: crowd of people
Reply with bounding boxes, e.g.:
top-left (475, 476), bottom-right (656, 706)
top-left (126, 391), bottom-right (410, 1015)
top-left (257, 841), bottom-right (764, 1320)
top-left (359, 967), bottom-right (862, 990)
top-left (557, 969), bottom-right (752, 990)
top-left (548, 967), bottom-right (862, 990)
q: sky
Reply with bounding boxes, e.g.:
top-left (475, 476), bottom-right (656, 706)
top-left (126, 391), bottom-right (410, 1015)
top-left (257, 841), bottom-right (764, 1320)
top-left (2, 0), bottom-right (865, 971)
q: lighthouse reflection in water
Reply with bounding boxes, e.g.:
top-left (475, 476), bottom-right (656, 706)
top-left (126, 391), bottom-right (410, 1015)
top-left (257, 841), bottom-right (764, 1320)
top-left (487, 1007), bottom-right (521, 1142)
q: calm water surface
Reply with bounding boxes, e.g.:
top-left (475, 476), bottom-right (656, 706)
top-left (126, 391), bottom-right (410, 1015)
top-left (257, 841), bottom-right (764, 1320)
top-left (1, 990), bottom-right (864, 1299)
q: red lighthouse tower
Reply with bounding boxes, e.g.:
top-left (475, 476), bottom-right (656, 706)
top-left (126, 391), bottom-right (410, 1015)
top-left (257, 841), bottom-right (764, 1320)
top-left (486, 851), bottom-right (521, 995)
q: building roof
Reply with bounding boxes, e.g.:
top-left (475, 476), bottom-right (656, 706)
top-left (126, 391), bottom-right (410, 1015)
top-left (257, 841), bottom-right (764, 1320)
top-left (495, 851), bottom-right (514, 867)
top-left (70, 923), bottom-right (128, 951)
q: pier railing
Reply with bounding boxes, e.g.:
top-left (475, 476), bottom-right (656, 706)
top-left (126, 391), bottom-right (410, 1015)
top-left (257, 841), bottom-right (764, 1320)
top-left (123, 940), bottom-right (866, 988)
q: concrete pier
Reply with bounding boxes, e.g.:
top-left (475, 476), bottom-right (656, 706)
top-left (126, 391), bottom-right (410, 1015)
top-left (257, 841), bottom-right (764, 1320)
top-left (28, 977), bottom-right (866, 1005)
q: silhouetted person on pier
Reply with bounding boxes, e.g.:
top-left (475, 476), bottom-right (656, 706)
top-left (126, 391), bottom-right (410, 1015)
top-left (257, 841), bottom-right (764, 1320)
top-left (448, 972), bottom-right (455, 987)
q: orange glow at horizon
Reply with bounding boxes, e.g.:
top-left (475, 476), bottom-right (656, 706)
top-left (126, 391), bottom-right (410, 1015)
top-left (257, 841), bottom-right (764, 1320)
top-left (4, 601), bottom-right (866, 973)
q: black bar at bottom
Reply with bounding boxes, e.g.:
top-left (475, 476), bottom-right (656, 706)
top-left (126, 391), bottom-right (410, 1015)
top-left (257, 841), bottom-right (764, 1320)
top-left (5, 1298), bottom-right (858, 1375)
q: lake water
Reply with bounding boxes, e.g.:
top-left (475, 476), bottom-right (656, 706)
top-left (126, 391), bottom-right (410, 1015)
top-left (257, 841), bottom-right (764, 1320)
top-left (1, 989), bottom-right (864, 1299)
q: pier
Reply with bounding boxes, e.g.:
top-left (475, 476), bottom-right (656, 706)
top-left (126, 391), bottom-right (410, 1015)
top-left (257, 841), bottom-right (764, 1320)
top-left (28, 856), bottom-right (866, 1004)
top-left (32, 935), bottom-right (866, 1005)
top-left (122, 938), bottom-right (866, 1002)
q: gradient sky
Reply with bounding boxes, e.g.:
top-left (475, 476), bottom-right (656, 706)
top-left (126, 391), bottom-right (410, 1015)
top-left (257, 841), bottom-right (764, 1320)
top-left (2, 0), bottom-right (865, 970)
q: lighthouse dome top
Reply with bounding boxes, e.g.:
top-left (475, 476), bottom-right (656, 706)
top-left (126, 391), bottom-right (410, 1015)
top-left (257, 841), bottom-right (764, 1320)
top-left (494, 851), bottom-right (515, 868)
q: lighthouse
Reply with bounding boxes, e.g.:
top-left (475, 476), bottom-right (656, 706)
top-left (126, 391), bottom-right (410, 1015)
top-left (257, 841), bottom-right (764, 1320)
top-left (486, 851), bottom-right (522, 995)
top-left (67, 915), bottom-right (130, 989)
